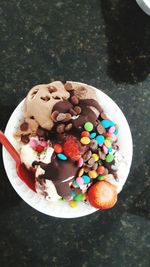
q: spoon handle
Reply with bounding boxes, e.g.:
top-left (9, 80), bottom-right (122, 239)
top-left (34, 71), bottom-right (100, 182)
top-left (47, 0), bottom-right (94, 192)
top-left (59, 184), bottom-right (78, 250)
top-left (0, 131), bottom-right (20, 164)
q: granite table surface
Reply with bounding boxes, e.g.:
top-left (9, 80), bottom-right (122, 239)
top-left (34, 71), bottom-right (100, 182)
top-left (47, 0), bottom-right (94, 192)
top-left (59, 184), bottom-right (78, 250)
top-left (0, 0), bottom-right (150, 267)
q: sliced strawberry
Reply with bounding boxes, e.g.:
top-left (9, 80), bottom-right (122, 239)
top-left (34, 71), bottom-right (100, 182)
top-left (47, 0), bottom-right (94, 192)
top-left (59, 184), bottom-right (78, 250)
top-left (88, 181), bottom-right (117, 209)
top-left (63, 135), bottom-right (81, 161)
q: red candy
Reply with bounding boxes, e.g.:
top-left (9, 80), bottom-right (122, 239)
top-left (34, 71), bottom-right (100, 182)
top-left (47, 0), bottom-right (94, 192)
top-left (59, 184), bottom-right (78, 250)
top-left (81, 131), bottom-right (90, 137)
top-left (63, 136), bottom-right (81, 161)
top-left (35, 144), bottom-right (45, 153)
top-left (54, 144), bottom-right (63, 153)
top-left (97, 165), bottom-right (105, 175)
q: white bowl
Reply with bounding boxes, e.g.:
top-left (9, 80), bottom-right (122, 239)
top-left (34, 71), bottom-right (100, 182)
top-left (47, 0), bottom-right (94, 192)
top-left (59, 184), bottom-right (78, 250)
top-left (2, 82), bottom-right (133, 218)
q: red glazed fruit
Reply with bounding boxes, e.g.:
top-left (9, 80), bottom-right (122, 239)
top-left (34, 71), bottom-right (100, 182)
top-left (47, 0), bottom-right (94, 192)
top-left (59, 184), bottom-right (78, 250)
top-left (88, 181), bottom-right (117, 209)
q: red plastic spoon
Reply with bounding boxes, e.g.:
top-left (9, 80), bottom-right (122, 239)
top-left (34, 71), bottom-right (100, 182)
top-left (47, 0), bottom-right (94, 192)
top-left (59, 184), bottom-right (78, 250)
top-left (0, 131), bottom-right (35, 191)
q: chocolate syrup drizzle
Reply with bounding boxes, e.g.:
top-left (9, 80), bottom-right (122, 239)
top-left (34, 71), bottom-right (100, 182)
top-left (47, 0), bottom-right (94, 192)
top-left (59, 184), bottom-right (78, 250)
top-left (33, 152), bottom-right (78, 199)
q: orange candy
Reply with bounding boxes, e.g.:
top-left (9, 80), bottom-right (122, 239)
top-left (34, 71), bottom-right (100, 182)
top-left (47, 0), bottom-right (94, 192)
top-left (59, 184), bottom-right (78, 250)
top-left (97, 165), bottom-right (105, 175)
top-left (81, 131), bottom-right (90, 137)
top-left (54, 144), bottom-right (63, 153)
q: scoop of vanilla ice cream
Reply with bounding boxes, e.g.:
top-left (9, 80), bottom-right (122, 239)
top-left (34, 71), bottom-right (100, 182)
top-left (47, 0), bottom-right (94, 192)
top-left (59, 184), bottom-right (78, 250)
top-left (20, 143), bottom-right (38, 169)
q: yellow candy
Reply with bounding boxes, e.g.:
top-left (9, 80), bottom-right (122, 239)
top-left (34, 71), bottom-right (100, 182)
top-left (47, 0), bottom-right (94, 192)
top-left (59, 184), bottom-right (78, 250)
top-left (80, 137), bottom-right (90, 145)
top-left (91, 153), bottom-right (99, 161)
top-left (69, 200), bottom-right (77, 208)
top-left (104, 139), bottom-right (111, 148)
top-left (88, 170), bottom-right (98, 179)
top-left (78, 167), bottom-right (84, 177)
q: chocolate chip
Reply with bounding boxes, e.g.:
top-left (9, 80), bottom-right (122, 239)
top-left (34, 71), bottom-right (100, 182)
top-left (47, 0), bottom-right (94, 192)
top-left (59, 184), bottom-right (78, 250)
top-left (92, 162), bottom-right (98, 170)
top-left (90, 139), bottom-right (98, 151)
top-left (74, 106), bottom-right (81, 114)
top-left (73, 188), bottom-right (82, 195)
top-left (97, 124), bottom-right (105, 134)
top-left (101, 112), bottom-right (108, 119)
top-left (21, 135), bottom-right (29, 144)
top-left (56, 124), bottom-right (65, 133)
top-left (112, 143), bottom-right (119, 150)
top-left (64, 82), bottom-right (73, 91)
top-left (70, 95), bottom-right (79, 105)
top-left (83, 150), bottom-right (92, 162)
top-left (98, 148), bottom-right (102, 158)
top-left (65, 123), bottom-right (73, 131)
top-left (88, 157), bottom-right (95, 166)
top-left (51, 110), bottom-right (59, 122)
top-left (36, 127), bottom-right (45, 137)
top-left (56, 113), bottom-right (66, 122)
top-left (20, 122), bottom-right (29, 131)
top-left (63, 113), bottom-right (72, 122)
top-left (69, 108), bottom-right (77, 116)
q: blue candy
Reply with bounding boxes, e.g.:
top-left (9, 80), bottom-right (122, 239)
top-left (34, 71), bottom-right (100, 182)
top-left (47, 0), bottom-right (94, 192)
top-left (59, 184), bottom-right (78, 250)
top-left (57, 153), bottom-right (68, 160)
top-left (108, 147), bottom-right (113, 152)
top-left (73, 180), bottom-right (79, 188)
top-left (114, 129), bottom-right (118, 135)
top-left (90, 132), bottom-right (97, 139)
top-left (71, 191), bottom-right (76, 197)
top-left (96, 135), bottom-right (105, 144)
top-left (82, 175), bottom-right (90, 184)
top-left (101, 119), bottom-right (114, 128)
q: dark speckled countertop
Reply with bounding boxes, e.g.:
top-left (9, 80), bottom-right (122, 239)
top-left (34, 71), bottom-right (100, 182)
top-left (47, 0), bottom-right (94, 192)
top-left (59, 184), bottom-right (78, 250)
top-left (0, 1), bottom-right (150, 267)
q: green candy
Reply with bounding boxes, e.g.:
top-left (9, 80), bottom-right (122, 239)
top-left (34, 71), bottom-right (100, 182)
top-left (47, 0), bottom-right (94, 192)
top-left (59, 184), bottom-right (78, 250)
top-left (74, 193), bottom-right (83, 202)
top-left (106, 154), bottom-right (114, 163)
top-left (84, 122), bottom-right (93, 132)
top-left (97, 175), bottom-right (107, 180)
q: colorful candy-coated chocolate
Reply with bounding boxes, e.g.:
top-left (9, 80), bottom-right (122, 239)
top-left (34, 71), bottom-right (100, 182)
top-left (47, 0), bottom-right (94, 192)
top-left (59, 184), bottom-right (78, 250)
top-left (90, 132), bottom-right (97, 139)
top-left (80, 136), bottom-right (91, 145)
top-left (111, 134), bottom-right (117, 141)
top-left (84, 122), bottom-right (93, 132)
top-left (114, 129), bottom-right (118, 135)
top-left (101, 119), bottom-right (111, 128)
top-left (76, 177), bottom-right (84, 185)
top-left (57, 153), bottom-right (68, 160)
top-left (106, 154), bottom-right (114, 162)
top-left (81, 131), bottom-right (90, 137)
top-left (108, 126), bottom-right (115, 134)
top-left (97, 165), bottom-right (105, 175)
top-left (104, 139), bottom-right (111, 148)
top-left (96, 135), bottom-right (105, 145)
top-left (54, 144), bottom-right (63, 153)
top-left (91, 153), bottom-right (99, 161)
top-left (88, 170), bottom-right (98, 179)
top-left (77, 157), bottom-right (84, 167)
top-left (30, 139), bottom-right (38, 149)
top-left (71, 191), bottom-right (76, 197)
top-left (73, 180), bottom-right (79, 188)
top-left (108, 147), bottom-right (113, 152)
top-left (103, 145), bottom-right (108, 154)
top-left (74, 193), bottom-right (83, 202)
top-left (69, 200), bottom-right (77, 207)
top-left (101, 119), bottom-right (115, 128)
top-left (78, 168), bottom-right (85, 177)
top-left (97, 175), bottom-right (108, 180)
top-left (82, 175), bottom-right (91, 184)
